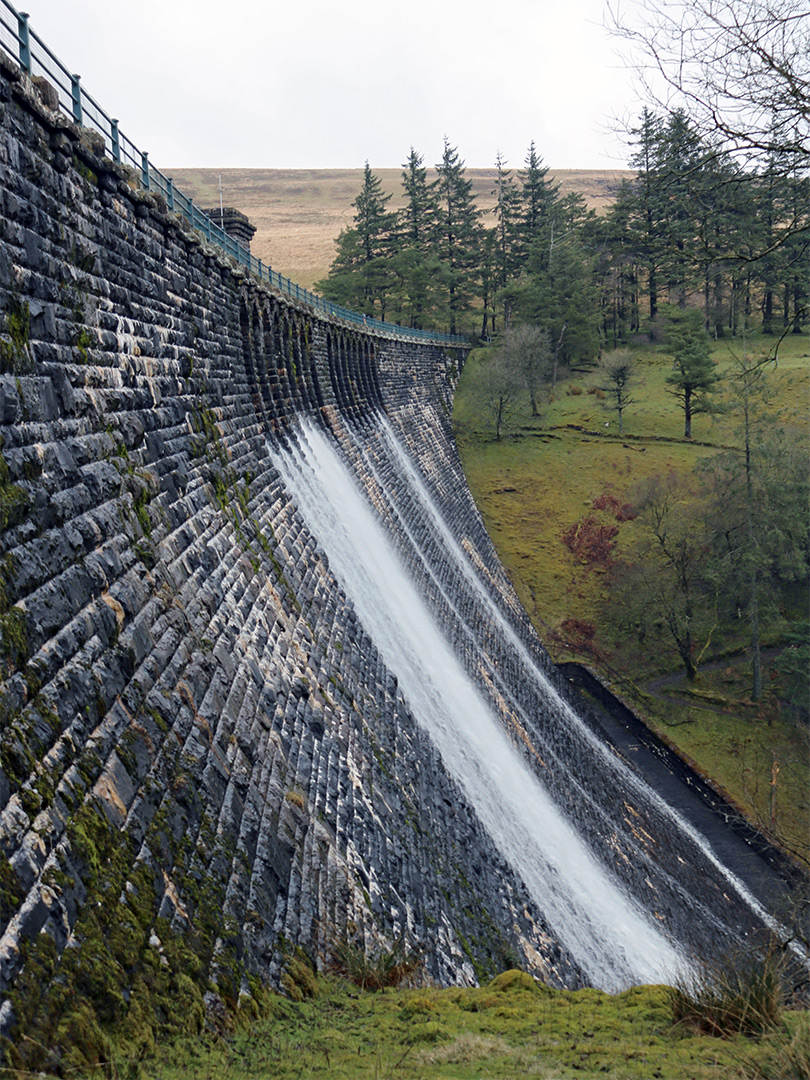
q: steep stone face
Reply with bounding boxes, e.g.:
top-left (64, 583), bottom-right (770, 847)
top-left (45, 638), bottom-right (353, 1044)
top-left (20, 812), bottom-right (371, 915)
top-left (0, 56), bottom-right (584, 1063)
top-left (0, 51), bottom-right (799, 1073)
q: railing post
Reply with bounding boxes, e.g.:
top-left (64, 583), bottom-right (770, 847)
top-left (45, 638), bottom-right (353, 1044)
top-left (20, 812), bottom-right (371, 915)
top-left (17, 12), bottom-right (31, 74)
top-left (110, 119), bottom-right (120, 163)
top-left (166, 177), bottom-right (174, 211)
top-left (71, 74), bottom-right (83, 124)
top-left (141, 151), bottom-right (150, 190)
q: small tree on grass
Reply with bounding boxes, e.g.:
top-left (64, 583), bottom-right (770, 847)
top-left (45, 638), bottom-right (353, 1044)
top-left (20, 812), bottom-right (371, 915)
top-left (597, 349), bottom-right (636, 434)
top-left (664, 307), bottom-right (720, 438)
top-left (497, 323), bottom-right (552, 417)
top-left (479, 351), bottom-right (521, 440)
top-left (607, 472), bottom-right (715, 680)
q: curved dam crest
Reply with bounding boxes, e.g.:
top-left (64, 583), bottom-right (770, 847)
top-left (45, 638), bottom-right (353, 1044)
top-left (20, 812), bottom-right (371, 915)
top-left (0, 53), bottom-right (799, 1038)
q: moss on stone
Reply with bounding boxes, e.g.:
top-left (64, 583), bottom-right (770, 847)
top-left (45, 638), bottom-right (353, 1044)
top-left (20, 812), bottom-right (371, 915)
top-left (0, 296), bottom-right (33, 374)
top-left (0, 853), bottom-right (23, 925)
top-left (2, 788), bottom-right (263, 1076)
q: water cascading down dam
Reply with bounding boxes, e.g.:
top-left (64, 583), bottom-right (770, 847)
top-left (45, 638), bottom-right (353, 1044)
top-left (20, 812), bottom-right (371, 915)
top-left (0, 36), bottom-right (802, 1055)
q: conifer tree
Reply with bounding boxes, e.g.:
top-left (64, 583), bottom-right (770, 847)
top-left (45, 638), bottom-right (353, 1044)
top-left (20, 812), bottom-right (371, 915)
top-left (435, 138), bottom-right (482, 335)
top-left (492, 152), bottom-right (522, 293)
top-left (518, 141), bottom-right (559, 255)
top-left (477, 228), bottom-right (499, 341)
top-left (353, 160), bottom-right (395, 262)
top-left (656, 111), bottom-right (705, 308)
top-left (390, 148), bottom-right (444, 329)
top-left (317, 162), bottom-right (396, 318)
top-left (399, 147), bottom-right (436, 252)
top-left (506, 182), bottom-right (599, 372)
top-left (664, 306), bottom-right (720, 437)
top-left (591, 181), bottom-right (642, 344)
top-left (625, 108), bottom-right (666, 322)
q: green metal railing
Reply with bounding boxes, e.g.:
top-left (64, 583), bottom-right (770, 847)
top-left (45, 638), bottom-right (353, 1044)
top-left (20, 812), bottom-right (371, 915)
top-left (0, 1), bottom-right (467, 346)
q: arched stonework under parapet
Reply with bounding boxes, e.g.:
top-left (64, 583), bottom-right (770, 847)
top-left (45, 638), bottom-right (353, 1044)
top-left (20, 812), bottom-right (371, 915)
top-left (321, 325), bottom-right (382, 420)
top-left (258, 304), bottom-right (284, 432)
top-left (240, 297), bottom-right (266, 427)
top-left (297, 318), bottom-right (324, 410)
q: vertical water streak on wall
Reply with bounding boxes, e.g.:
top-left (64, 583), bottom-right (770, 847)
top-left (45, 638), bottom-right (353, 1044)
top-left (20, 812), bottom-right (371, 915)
top-left (271, 417), bottom-right (686, 989)
top-left (372, 414), bottom-right (788, 939)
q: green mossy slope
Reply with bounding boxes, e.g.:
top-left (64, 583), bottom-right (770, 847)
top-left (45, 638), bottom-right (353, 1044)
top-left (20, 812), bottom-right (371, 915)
top-left (453, 334), bottom-right (810, 866)
top-left (132, 971), bottom-right (808, 1080)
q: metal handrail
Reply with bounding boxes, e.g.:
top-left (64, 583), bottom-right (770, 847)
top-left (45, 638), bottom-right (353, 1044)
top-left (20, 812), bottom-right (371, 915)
top-left (0, 1), bottom-right (468, 346)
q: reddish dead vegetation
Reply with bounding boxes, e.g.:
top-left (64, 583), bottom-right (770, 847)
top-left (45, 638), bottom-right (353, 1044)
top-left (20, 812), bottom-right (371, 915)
top-left (559, 617), bottom-right (597, 653)
top-left (561, 516), bottom-right (620, 565)
top-left (591, 491), bottom-right (637, 522)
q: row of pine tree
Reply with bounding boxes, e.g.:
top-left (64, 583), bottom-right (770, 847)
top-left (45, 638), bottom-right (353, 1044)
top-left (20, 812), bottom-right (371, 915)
top-left (315, 115), bottom-right (808, 353)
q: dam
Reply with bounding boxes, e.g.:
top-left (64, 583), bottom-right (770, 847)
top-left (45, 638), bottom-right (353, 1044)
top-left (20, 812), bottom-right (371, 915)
top-left (0, 16), bottom-right (801, 1064)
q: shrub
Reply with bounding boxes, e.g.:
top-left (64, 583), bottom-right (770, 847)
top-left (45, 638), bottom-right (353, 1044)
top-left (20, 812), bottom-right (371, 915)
top-left (591, 491), bottom-right (637, 522)
top-left (326, 932), bottom-right (422, 991)
top-left (668, 941), bottom-right (786, 1037)
top-left (561, 516), bottom-right (619, 566)
top-left (285, 789), bottom-right (306, 811)
top-left (559, 618), bottom-right (597, 653)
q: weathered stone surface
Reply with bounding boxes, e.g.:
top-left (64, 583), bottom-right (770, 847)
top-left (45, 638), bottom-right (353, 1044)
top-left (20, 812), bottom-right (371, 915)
top-left (0, 59), bottom-right (798, 1057)
top-left (0, 60), bottom-right (584, 1033)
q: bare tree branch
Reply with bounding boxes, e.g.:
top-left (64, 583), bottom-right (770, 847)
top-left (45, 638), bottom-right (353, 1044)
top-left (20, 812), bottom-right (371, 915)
top-left (607, 0), bottom-right (809, 172)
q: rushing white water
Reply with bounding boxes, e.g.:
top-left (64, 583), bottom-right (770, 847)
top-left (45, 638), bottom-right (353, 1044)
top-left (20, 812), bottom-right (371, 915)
top-left (272, 418), bottom-right (684, 989)
top-left (375, 416), bottom-right (787, 948)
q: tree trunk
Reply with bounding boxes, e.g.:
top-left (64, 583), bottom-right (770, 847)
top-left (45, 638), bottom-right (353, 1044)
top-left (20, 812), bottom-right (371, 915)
top-left (675, 626), bottom-right (697, 680)
top-left (749, 564), bottom-right (762, 700)
top-left (762, 288), bottom-right (774, 335)
top-left (744, 424), bottom-right (762, 701)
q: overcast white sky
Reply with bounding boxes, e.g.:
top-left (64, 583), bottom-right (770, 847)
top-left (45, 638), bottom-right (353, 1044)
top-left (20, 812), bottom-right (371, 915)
top-left (20, 0), bottom-right (642, 171)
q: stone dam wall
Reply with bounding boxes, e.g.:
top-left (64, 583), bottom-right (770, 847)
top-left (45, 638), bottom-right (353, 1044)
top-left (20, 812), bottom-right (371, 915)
top-left (0, 55), bottom-right (581, 1054)
top-left (0, 53), bottom-right (798, 1065)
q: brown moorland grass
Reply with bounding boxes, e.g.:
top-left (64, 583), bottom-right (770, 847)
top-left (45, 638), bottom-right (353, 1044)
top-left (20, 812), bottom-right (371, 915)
top-left (164, 167), bottom-right (631, 288)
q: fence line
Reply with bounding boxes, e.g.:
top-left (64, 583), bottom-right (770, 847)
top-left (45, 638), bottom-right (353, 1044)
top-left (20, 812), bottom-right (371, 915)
top-left (0, 1), bottom-right (467, 346)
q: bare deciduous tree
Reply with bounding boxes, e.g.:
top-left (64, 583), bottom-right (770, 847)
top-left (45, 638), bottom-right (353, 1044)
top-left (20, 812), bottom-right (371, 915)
top-left (608, 472), bottom-right (715, 681)
top-left (497, 323), bottom-right (553, 417)
top-left (478, 352), bottom-right (522, 441)
top-left (607, 0), bottom-right (810, 173)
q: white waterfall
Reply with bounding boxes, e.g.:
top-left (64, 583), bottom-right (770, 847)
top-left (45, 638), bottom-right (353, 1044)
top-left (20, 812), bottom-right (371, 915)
top-left (375, 416), bottom-right (787, 956)
top-left (271, 418), bottom-right (685, 989)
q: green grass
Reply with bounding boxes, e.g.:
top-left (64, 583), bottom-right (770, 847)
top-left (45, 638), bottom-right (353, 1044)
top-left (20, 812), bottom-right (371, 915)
top-left (112, 971), bottom-right (808, 1080)
top-left (453, 331), bottom-right (810, 866)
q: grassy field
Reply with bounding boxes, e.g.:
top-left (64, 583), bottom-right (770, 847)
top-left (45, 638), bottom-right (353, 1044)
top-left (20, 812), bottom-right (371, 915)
top-left (165, 168), bottom-right (630, 289)
top-left (127, 969), bottom-right (809, 1080)
top-left (453, 331), bottom-right (810, 868)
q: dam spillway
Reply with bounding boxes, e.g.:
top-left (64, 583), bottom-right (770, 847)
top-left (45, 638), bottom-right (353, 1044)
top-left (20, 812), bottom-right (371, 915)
top-left (0, 45), bottom-right (799, 1051)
